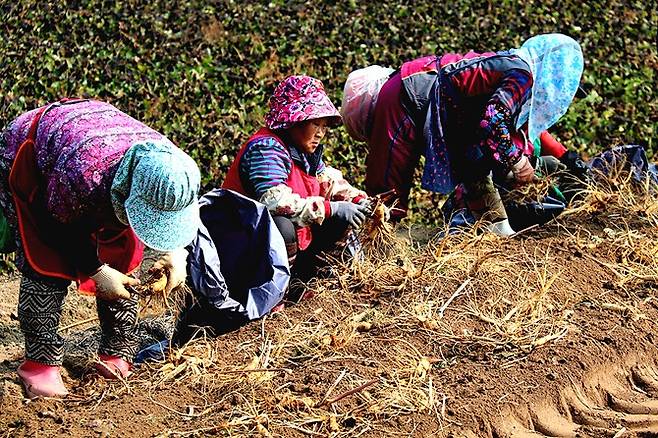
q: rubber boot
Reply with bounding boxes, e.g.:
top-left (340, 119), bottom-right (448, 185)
top-left (485, 219), bottom-right (515, 236)
top-left (464, 175), bottom-right (516, 237)
top-left (270, 302), bottom-right (286, 313)
top-left (17, 360), bottom-right (69, 398)
top-left (96, 354), bottom-right (132, 379)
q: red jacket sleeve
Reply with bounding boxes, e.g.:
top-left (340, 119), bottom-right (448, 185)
top-left (449, 55), bottom-right (533, 117)
top-left (539, 131), bottom-right (567, 158)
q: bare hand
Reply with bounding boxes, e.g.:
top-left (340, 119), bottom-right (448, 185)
top-left (511, 155), bottom-right (536, 184)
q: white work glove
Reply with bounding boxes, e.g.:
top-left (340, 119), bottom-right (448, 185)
top-left (151, 247), bottom-right (189, 294)
top-left (510, 155), bottom-right (536, 184)
top-left (91, 264), bottom-right (140, 301)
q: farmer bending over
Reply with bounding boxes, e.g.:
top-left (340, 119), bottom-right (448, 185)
top-left (0, 99), bottom-right (200, 397)
top-left (341, 33), bottom-right (584, 235)
top-left (223, 76), bottom-right (369, 298)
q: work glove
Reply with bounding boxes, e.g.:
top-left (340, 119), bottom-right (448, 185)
top-left (151, 247), bottom-right (189, 294)
top-left (356, 197), bottom-right (373, 214)
top-left (91, 264), bottom-right (140, 301)
top-left (510, 155), bottom-right (536, 184)
top-left (536, 155), bottom-right (567, 176)
top-left (557, 151), bottom-right (592, 203)
top-left (330, 201), bottom-right (369, 228)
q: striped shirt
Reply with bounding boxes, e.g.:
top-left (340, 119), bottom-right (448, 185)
top-left (239, 136), bottom-right (325, 198)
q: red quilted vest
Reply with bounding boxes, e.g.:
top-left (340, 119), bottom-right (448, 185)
top-left (222, 127), bottom-right (321, 250)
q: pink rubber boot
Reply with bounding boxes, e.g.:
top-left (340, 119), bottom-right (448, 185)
top-left (17, 360), bottom-right (69, 398)
top-left (95, 354), bottom-right (132, 379)
top-left (270, 302), bottom-right (285, 313)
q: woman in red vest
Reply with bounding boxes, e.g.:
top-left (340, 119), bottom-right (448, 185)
top-left (0, 99), bottom-right (200, 397)
top-left (223, 76), bottom-right (369, 297)
top-left (341, 34), bottom-right (584, 235)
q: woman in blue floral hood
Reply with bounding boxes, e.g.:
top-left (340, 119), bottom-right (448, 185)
top-left (342, 33), bottom-right (584, 235)
top-left (513, 33), bottom-right (584, 146)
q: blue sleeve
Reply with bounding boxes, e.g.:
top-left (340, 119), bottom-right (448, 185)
top-left (239, 137), bottom-right (292, 198)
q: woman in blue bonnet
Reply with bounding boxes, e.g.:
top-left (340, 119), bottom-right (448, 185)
top-left (0, 99), bottom-right (201, 398)
top-left (341, 33), bottom-right (584, 234)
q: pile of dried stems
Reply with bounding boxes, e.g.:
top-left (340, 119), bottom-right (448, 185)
top-left (60, 161), bottom-right (658, 437)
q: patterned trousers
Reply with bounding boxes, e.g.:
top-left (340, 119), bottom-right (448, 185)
top-left (0, 134), bottom-right (139, 365)
top-left (18, 276), bottom-right (140, 365)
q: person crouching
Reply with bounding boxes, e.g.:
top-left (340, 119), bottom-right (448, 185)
top-left (0, 99), bottom-right (200, 397)
top-left (222, 76), bottom-right (370, 300)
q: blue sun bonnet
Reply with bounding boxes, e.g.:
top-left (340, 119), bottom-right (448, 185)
top-left (111, 140), bottom-right (201, 251)
top-left (513, 33), bottom-right (584, 143)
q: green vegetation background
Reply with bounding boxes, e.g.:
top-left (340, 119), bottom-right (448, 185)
top-left (1, 1), bottom-right (656, 222)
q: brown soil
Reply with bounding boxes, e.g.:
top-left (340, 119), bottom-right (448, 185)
top-left (2, 188), bottom-right (658, 437)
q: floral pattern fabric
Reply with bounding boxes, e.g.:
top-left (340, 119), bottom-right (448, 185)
top-left (265, 76), bottom-right (341, 130)
top-left (478, 103), bottom-right (521, 168)
top-left (259, 166), bottom-right (365, 228)
top-left (513, 33), bottom-right (584, 143)
top-left (260, 184), bottom-right (328, 227)
top-left (317, 167), bottom-right (366, 202)
top-left (419, 52), bottom-right (533, 192)
top-left (2, 100), bottom-right (167, 224)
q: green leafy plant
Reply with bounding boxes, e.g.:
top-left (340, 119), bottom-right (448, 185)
top-left (1, 0), bottom-right (655, 210)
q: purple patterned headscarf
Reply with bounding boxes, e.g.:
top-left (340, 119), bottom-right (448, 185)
top-left (264, 75), bottom-right (341, 130)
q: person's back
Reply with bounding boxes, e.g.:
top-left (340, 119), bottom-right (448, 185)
top-left (2, 100), bottom-right (169, 224)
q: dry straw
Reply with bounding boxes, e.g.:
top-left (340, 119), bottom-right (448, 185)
top-left (66, 158), bottom-right (658, 436)
top-left (561, 158), bottom-right (658, 291)
top-left (501, 174), bottom-right (555, 204)
top-left (131, 258), bottom-right (191, 317)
